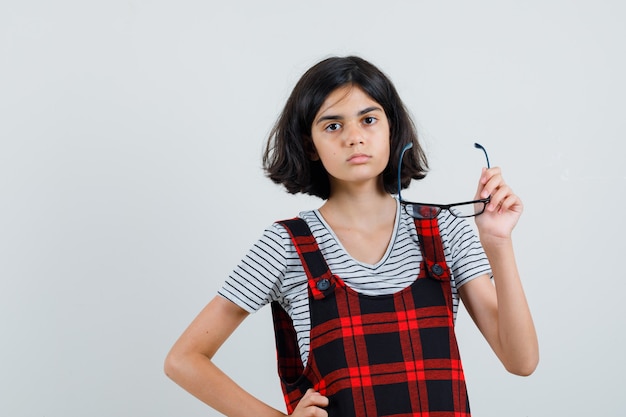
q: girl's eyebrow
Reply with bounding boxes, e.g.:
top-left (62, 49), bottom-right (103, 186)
top-left (315, 106), bottom-right (383, 125)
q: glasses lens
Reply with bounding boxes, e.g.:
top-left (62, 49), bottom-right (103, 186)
top-left (449, 202), bottom-right (487, 218)
top-left (405, 204), bottom-right (440, 219)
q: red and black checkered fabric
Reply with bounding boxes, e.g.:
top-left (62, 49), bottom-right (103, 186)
top-left (271, 217), bottom-right (470, 416)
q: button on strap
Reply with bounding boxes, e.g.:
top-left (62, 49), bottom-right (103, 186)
top-left (431, 264), bottom-right (444, 276)
top-left (316, 278), bottom-right (331, 291)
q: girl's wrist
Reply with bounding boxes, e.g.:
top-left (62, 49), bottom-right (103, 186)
top-left (480, 234), bottom-right (514, 253)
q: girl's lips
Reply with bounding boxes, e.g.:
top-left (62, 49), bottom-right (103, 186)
top-left (347, 153), bottom-right (371, 164)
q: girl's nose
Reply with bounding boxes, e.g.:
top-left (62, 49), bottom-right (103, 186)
top-left (344, 122), bottom-right (364, 146)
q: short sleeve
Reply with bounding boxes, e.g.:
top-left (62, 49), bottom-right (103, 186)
top-left (438, 213), bottom-right (492, 288)
top-left (217, 223), bottom-right (291, 313)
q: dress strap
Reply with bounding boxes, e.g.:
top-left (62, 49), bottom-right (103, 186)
top-left (277, 218), bottom-right (336, 300)
top-left (413, 217), bottom-right (451, 282)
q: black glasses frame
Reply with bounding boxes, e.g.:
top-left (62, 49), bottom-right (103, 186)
top-left (397, 142), bottom-right (492, 219)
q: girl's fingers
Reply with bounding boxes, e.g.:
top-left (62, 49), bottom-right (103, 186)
top-left (475, 167), bottom-right (523, 238)
top-left (499, 193), bottom-right (523, 214)
top-left (486, 183), bottom-right (511, 212)
top-left (292, 389), bottom-right (329, 417)
top-left (477, 167), bottom-right (523, 214)
top-left (479, 167), bottom-right (503, 198)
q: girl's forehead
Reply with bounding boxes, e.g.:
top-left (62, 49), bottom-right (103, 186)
top-left (316, 85), bottom-right (382, 116)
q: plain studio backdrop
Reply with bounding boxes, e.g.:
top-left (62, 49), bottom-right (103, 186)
top-left (1, 1), bottom-right (624, 416)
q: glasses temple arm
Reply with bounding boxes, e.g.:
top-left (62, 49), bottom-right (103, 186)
top-left (474, 142), bottom-right (490, 169)
top-left (397, 143), bottom-right (413, 201)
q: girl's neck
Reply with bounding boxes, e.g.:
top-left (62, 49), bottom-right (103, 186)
top-left (317, 183), bottom-right (398, 265)
top-left (318, 183), bottom-right (396, 229)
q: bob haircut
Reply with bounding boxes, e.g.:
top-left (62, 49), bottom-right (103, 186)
top-left (263, 56), bottom-right (428, 200)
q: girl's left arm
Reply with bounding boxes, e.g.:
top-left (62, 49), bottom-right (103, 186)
top-left (458, 166), bottom-right (539, 376)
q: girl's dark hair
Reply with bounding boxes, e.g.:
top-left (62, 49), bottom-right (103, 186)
top-left (263, 56), bottom-right (428, 200)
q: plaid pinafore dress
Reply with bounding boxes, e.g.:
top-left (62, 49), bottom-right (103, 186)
top-left (271, 216), bottom-right (471, 416)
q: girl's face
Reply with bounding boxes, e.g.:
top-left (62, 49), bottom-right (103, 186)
top-left (310, 85), bottom-right (391, 194)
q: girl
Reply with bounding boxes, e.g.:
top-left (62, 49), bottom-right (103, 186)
top-left (164, 56), bottom-right (538, 417)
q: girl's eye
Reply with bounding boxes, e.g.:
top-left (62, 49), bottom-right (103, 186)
top-left (363, 116), bottom-right (377, 125)
top-left (325, 123), bottom-right (341, 132)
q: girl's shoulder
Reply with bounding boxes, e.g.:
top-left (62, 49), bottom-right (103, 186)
top-left (272, 210), bottom-right (335, 245)
top-left (218, 217), bottom-right (310, 313)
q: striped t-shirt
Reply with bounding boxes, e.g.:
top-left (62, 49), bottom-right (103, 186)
top-left (218, 199), bottom-right (491, 365)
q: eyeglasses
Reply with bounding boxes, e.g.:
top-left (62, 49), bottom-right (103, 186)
top-left (397, 142), bottom-right (491, 219)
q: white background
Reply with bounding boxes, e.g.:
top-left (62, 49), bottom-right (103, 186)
top-left (1, 1), bottom-right (624, 416)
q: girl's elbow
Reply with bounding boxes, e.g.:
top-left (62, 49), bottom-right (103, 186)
top-left (163, 349), bottom-right (185, 381)
top-left (505, 354), bottom-right (539, 377)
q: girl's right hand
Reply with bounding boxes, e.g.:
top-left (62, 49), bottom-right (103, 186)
top-left (291, 389), bottom-right (329, 417)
